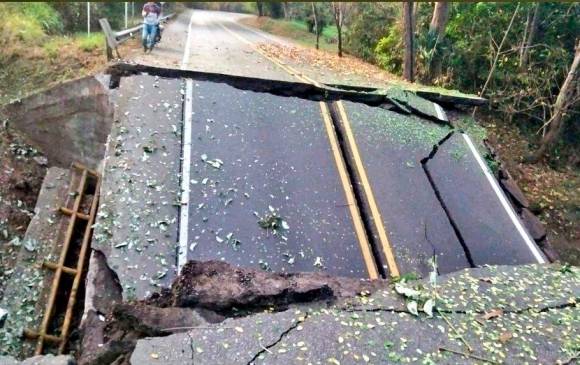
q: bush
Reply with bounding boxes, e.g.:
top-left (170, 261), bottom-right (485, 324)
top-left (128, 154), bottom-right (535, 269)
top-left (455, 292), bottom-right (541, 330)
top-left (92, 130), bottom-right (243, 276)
top-left (345, 3), bottom-right (398, 62)
top-left (16, 2), bottom-right (63, 34)
top-left (305, 16), bottom-right (325, 34)
top-left (374, 25), bottom-right (403, 74)
top-left (76, 33), bottom-right (104, 52)
top-left (0, 3), bottom-right (62, 47)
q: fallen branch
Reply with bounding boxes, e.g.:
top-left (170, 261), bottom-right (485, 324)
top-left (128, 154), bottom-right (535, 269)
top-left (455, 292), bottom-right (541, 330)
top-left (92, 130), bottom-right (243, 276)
top-left (439, 346), bottom-right (500, 364)
top-left (436, 308), bottom-right (473, 353)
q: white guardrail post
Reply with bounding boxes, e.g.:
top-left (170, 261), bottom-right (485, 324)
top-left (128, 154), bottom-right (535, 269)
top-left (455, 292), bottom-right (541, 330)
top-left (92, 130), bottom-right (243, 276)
top-left (99, 14), bottom-right (174, 61)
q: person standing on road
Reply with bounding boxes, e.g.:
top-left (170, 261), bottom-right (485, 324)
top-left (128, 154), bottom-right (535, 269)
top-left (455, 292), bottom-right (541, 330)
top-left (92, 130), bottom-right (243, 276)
top-left (142, 2), bottom-right (161, 52)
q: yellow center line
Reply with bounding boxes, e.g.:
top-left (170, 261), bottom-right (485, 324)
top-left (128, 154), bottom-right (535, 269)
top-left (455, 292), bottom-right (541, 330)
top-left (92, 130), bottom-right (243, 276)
top-left (336, 102), bottom-right (400, 277)
top-left (319, 102), bottom-right (379, 279)
top-left (218, 21), bottom-right (401, 278)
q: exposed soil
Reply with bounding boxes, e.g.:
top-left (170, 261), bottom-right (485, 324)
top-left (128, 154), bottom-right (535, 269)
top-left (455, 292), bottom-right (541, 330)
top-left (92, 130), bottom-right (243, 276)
top-left (482, 116), bottom-right (579, 265)
top-left (0, 127), bottom-right (46, 300)
top-left (147, 260), bottom-right (383, 314)
top-left (79, 260), bottom-right (382, 365)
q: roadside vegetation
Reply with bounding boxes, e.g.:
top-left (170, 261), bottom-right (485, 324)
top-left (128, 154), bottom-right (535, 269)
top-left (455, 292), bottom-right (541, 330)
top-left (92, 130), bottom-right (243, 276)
top-left (199, 2), bottom-right (579, 264)
top-left (0, 2), bottom-right (182, 103)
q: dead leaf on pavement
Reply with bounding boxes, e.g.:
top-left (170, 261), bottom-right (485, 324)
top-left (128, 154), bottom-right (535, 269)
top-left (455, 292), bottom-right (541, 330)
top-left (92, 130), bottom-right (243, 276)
top-left (499, 331), bottom-right (513, 343)
top-left (476, 308), bottom-right (504, 324)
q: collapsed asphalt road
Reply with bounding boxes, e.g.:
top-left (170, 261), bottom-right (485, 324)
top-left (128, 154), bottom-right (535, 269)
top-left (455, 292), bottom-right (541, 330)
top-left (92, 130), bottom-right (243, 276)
top-left (93, 62), bottom-right (546, 303)
top-left (91, 9), bottom-right (547, 301)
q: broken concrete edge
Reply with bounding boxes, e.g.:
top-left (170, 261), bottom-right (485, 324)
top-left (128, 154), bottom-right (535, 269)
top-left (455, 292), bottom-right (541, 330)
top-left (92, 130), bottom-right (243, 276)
top-left (0, 74), bottom-right (114, 170)
top-left (483, 140), bottom-right (556, 261)
top-left (127, 263), bottom-right (578, 365)
top-left (105, 62), bottom-right (450, 125)
top-left (0, 354), bottom-right (76, 365)
top-left (77, 260), bottom-right (385, 364)
top-left (420, 129), bottom-right (556, 264)
top-left (322, 82), bottom-right (488, 107)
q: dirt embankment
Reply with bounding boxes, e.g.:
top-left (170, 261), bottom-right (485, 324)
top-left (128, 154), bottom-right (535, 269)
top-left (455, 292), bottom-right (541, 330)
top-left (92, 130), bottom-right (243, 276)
top-left (0, 128), bottom-right (46, 300)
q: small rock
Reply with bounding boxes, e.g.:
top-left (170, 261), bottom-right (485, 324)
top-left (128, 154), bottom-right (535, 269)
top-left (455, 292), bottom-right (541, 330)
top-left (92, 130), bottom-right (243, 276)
top-left (0, 307), bottom-right (7, 328)
top-left (33, 156), bottom-right (48, 166)
top-left (520, 208), bottom-right (546, 241)
top-left (500, 176), bottom-right (529, 208)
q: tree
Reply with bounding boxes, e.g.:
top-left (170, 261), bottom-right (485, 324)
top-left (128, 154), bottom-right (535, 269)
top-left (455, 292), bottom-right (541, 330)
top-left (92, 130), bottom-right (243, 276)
top-left (519, 3), bottom-right (542, 68)
top-left (427, 2), bottom-right (450, 80)
top-left (531, 39), bottom-right (580, 161)
top-left (312, 2), bottom-right (320, 50)
top-left (331, 2), bottom-right (348, 57)
top-left (256, 1), bottom-right (263, 17)
top-left (402, 1), bottom-right (415, 81)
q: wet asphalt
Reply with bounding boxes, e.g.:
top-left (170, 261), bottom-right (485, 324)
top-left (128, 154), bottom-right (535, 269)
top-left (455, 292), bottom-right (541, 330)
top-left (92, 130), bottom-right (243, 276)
top-left (100, 10), bottom-right (544, 293)
top-left (186, 81), bottom-right (369, 277)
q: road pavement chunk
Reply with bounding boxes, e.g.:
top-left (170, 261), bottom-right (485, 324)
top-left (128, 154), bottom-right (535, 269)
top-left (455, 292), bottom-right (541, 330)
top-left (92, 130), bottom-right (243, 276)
top-left (338, 101), bottom-right (471, 276)
top-left (424, 133), bottom-right (544, 265)
top-left (185, 80), bottom-right (373, 277)
top-left (93, 75), bottom-right (183, 300)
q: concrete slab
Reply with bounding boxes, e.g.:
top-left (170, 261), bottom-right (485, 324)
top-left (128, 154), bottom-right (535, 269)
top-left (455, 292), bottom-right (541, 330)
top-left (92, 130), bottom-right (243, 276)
top-left (425, 133), bottom-right (544, 266)
top-left (0, 76), bottom-right (113, 169)
top-left (339, 101), bottom-right (470, 276)
top-left (185, 81), bottom-right (371, 277)
top-left (129, 264), bottom-right (579, 365)
top-left (130, 310), bottom-right (305, 364)
top-left (93, 75), bottom-right (183, 300)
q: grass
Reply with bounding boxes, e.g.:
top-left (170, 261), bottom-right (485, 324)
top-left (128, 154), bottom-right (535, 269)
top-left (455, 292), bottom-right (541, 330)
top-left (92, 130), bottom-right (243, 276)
top-left (75, 33), bottom-right (104, 52)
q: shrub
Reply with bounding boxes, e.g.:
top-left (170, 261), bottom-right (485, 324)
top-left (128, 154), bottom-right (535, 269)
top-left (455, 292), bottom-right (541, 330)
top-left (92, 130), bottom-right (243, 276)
top-left (76, 33), bottom-right (104, 52)
top-left (374, 25), bottom-right (403, 74)
top-left (19, 2), bottom-right (63, 34)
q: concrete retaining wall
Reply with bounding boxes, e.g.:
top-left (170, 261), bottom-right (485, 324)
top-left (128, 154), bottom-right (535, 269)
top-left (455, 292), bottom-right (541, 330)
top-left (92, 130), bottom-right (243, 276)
top-left (0, 75), bottom-right (114, 169)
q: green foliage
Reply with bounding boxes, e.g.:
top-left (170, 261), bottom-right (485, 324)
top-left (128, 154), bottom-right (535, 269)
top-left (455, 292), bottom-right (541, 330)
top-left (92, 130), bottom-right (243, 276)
top-left (338, 2), bottom-right (579, 161)
top-left (344, 3), bottom-right (398, 62)
top-left (374, 26), bottom-right (403, 74)
top-left (11, 2), bottom-right (63, 34)
top-left (75, 33), bottom-right (104, 52)
top-left (0, 3), bottom-right (63, 47)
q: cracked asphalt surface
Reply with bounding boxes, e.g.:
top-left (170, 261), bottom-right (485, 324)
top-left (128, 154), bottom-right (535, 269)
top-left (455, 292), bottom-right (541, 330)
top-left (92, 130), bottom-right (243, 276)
top-left (94, 9), bottom-right (546, 299)
top-left (129, 264), bottom-right (579, 365)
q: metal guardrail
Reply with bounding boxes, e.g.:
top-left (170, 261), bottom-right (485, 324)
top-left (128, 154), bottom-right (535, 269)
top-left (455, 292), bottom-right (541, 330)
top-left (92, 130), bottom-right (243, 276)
top-left (99, 14), bottom-right (174, 60)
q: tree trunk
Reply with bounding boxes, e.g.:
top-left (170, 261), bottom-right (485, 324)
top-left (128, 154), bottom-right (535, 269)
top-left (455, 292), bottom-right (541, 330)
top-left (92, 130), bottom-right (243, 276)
top-left (428, 2), bottom-right (450, 81)
top-left (413, 2), bottom-right (420, 32)
top-left (520, 3), bottom-right (541, 69)
top-left (256, 1), bottom-right (263, 17)
top-left (531, 39), bottom-right (580, 161)
top-left (403, 1), bottom-right (415, 82)
top-left (332, 2), bottom-right (344, 57)
top-left (282, 2), bottom-right (289, 18)
top-left (312, 2), bottom-right (320, 50)
top-left (337, 25), bottom-right (343, 57)
top-left (430, 2), bottom-right (450, 36)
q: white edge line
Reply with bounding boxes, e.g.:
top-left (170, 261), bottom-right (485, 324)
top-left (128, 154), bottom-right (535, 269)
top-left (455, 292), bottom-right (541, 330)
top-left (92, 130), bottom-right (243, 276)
top-left (434, 103), bottom-right (446, 122)
top-left (462, 133), bottom-right (546, 264)
top-left (178, 79), bottom-right (194, 272)
top-left (181, 11), bottom-right (195, 70)
top-left (178, 11), bottom-right (196, 272)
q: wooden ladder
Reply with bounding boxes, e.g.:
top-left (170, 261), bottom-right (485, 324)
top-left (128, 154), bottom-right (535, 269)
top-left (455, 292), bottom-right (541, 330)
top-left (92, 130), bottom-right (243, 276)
top-left (24, 163), bottom-right (101, 355)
